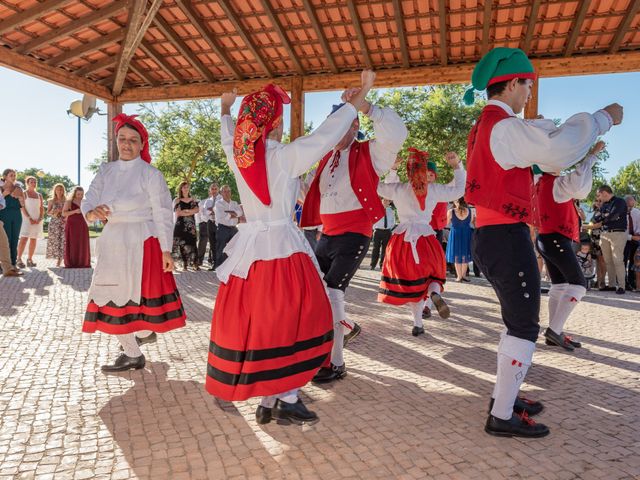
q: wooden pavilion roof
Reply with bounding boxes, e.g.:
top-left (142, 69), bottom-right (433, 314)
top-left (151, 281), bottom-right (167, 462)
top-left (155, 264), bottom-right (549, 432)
top-left (1, 0), bottom-right (639, 103)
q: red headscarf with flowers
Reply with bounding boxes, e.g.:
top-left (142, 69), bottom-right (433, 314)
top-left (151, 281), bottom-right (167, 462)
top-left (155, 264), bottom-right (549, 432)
top-left (113, 113), bottom-right (151, 163)
top-left (233, 84), bottom-right (291, 206)
top-left (406, 147), bottom-right (437, 210)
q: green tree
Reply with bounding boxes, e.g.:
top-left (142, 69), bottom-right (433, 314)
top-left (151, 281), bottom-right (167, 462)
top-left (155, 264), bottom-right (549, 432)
top-left (88, 150), bottom-right (108, 175)
top-left (16, 168), bottom-right (75, 198)
top-left (610, 159), bottom-right (640, 196)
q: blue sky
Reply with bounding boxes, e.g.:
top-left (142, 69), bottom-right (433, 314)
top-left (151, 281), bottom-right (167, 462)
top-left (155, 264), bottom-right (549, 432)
top-left (1, 66), bottom-right (638, 186)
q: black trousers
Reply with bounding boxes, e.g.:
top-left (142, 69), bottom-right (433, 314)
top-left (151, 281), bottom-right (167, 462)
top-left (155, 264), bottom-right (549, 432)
top-left (624, 240), bottom-right (638, 289)
top-left (215, 224), bottom-right (238, 268)
top-left (370, 228), bottom-right (392, 268)
top-left (536, 233), bottom-right (587, 288)
top-left (472, 223), bottom-right (540, 342)
top-left (197, 222), bottom-right (208, 265)
top-left (315, 232), bottom-right (371, 291)
top-left (304, 228), bottom-right (319, 252)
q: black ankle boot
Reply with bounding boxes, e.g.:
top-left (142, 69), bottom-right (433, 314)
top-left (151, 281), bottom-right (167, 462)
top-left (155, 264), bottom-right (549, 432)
top-left (101, 353), bottom-right (145, 372)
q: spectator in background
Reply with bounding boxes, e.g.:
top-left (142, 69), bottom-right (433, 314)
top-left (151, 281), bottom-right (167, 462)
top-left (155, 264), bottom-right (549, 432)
top-left (624, 194), bottom-right (640, 290)
top-left (46, 184), bottom-right (66, 267)
top-left (0, 169), bottom-right (24, 269)
top-left (594, 185), bottom-right (628, 294)
top-left (16, 176), bottom-right (44, 268)
top-left (63, 186), bottom-right (91, 268)
top-left (446, 197), bottom-right (474, 282)
top-left (0, 187), bottom-right (23, 276)
top-left (172, 181), bottom-right (200, 271)
top-left (197, 183), bottom-right (219, 270)
top-left (587, 199), bottom-right (606, 289)
top-left (370, 198), bottom-right (395, 270)
top-left (214, 184), bottom-right (243, 268)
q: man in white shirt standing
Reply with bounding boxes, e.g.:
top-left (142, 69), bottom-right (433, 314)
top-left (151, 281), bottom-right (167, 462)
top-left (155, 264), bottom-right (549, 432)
top-left (624, 194), bottom-right (640, 290)
top-left (370, 198), bottom-right (395, 270)
top-left (198, 183), bottom-right (220, 270)
top-left (214, 185), bottom-right (243, 268)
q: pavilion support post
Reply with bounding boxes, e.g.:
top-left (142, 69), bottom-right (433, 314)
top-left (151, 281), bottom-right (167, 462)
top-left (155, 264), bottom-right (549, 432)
top-left (524, 79), bottom-right (539, 119)
top-left (107, 102), bottom-right (123, 161)
top-left (290, 77), bottom-right (304, 141)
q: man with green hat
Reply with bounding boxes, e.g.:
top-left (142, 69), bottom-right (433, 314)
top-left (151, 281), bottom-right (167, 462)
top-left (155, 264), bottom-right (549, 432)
top-left (464, 47), bottom-right (623, 438)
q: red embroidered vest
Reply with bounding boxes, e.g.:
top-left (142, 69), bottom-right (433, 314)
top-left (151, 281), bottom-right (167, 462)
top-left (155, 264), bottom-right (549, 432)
top-left (465, 105), bottom-right (534, 225)
top-left (300, 141), bottom-right (384, 230)
top-left (430, 202), bottom-right (448, 230)
top-left (533, 174), bottom-right (580, 242)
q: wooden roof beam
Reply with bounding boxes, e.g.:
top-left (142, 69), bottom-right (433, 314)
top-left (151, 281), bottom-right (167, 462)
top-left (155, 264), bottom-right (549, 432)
top-left (217, 0), bottom-right (273, 77)
top-left (47, 29), bottom-right (124, 66)
top-left (564, 0), bottom-right (592, 56)
top-left (391, 0), bottom-right (409, 67)
top-left (74, 55), bottom-right (116, 77)
top-left (173, 0), bottom-right (243, 80)
top-left (437, 0), bottom-right (448, 66)
top-left (609, 0), bottom-right (640, 53)
top-left (481, 0), bottom-right (493, 55)
top-left (139, 40), bottom-right (182, 83)
top-left (129, 61), bottom-right (159, 87)
top-left (346, 0), bottom-right (372, 69)
top-left (17, 2), bottom-right (127, 54)
top-left (153, 15), bottom-right (215, 82)
top-left (112, 0), bottom-right (163, 96)
top-left (0, 0), bottom-right (74, 36)
top-left (520, 0), bottom-right (541, 54)
top-left (260, 0), bottom-right (304, 74)
top-left (301, 0), bottom-right (338, 73)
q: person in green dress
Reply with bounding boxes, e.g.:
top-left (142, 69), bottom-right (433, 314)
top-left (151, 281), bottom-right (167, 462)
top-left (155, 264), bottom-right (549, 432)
top-left (0, 169), bottom-right (25, 268)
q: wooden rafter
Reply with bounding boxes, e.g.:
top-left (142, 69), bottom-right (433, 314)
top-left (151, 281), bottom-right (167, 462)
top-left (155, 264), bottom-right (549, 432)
top-left (609, 0), bottom-right (640, 53)
top-left (564, 0), bottom-right (592, 56)
top-left (438, 0), bottom-right (448, 66)
top-left (346, 0), bottom-right (372, 69)
top-left (217, 0), bottom-right (273, 77)
top-left (16, 2), bottom-right (127, 54)
top-left (301, 0), bottom-right (338, 73)
top-left (391, 0), bottom-right (409, 67)
top-left (0, 0), bottom-right (74, 36)
top-left (260, 0), bottom-right (304, 74)
top-left (481, 0), bottom-right (493, 55)
top-left (129, 61), bottom-right (158, 87)
top-left (74, 55), bottom-right (116, 77)
top-left (153, 14), bottom-right (215, 82)
top-left (139, 40), bottom-right (182, 83)
top-left (521, 0), bottom-right (541, 54)
top-left (46, 29), bottom-right (124, 66)
top-left (173, 0), bottom-right (243, 80)
top-left (112, 0), bottom-right (163, 96)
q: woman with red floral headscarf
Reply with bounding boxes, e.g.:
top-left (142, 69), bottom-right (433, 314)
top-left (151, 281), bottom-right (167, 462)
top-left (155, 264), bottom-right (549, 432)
top-left (377, 148), bottom-right (466, 336)
top-left (81, 114), bottom-right (186, 372)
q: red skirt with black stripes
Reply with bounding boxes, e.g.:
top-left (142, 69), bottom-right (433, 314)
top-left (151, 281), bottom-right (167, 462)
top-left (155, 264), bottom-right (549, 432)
top-left (378, 232), bottom-right (446, 306)
top-left (206, 252), bottom-right (333, 401)
top-left (82, 237), bottom-right (186, 335)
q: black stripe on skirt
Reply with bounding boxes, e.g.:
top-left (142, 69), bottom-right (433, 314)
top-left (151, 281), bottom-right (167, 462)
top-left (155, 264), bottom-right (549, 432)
top-left (84, 304), bottom-right (185, 325)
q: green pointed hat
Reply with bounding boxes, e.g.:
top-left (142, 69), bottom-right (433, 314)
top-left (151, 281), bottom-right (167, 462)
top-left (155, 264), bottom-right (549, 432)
top-left (464, 47), bottom-right (536, 105)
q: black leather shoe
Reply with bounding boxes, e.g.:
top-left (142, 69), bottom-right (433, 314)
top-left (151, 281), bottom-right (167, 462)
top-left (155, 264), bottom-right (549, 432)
top-left (544, 328), bottom-right (575, 351)
top-left (599, 286), bottom-right (616, 291)
top-left (412, 326), bottom-right (425, 337)
top-left (120, 332), bottom-right (157, 351)
top-left (430, 292), bottom-right (450, 319)
top-left (422, 305), bottom-right (432, 319)
top-left (616, 288), bottom-right (625, 295)
top-left (485, 413), bottom-right (550, 438)
top-left (312, 363), bottom-right (347, 383)
top-left (255, 405), bottom-right (272, 424)
top-left (489, 396), bottom-right (544, 417)
top-left (272, 399), bottom-right (319, 425)
top-left (101, 354), bottom-right (145, 372)
top-left (343, 322), bottom-right (361, 347)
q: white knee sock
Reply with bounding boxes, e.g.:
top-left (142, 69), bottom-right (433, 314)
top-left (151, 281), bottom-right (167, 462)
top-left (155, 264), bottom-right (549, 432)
top-left (428, 282), bottom-right (442, 295)
top-left (117, 334), bottom-right (143, 358)
top-left (327, 288), bottom-right (346, 367)
top-left (260, 395), bottom-right (277, 408)
top-left (341, 317), bottom-right (355, 335)
top-left (409, 300), bottom-right (426, 328)
top-left (549, 284), bottom-right (586, 335)
top-left (547, 283), bottom-right (567, 328)
top-left (135, 330), bottom-right (153, 339)
top-left (277, 388), bottom-right (299, 404)
top-left (490, 334), bottom-right (536, 420)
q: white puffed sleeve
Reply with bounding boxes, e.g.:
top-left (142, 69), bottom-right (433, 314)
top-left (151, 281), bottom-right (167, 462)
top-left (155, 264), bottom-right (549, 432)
top-left (147, 167), bottom-right (175, 252)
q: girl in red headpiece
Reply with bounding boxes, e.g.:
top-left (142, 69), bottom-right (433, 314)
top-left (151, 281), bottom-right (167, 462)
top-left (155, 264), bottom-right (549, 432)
top-left (81, 114), bottom-right (186, 372)
top-left (377, 149), bottom-right (466, 336)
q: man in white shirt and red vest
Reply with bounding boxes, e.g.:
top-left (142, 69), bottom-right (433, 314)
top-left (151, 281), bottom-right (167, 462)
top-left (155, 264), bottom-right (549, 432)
top-left (464, 47), bottom-right (623, 438)
top-left (301, 89), bottom-right (408, 383)
top-left (533, 141), bottom-right (604, 352)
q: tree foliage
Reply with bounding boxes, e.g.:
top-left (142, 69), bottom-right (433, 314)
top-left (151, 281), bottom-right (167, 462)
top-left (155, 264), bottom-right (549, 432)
top-left (610, 159), bottom-right (640, 196)
top-left (15, 167), bottom-right (75, 198)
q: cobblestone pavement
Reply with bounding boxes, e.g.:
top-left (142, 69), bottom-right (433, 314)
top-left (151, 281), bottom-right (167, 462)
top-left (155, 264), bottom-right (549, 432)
top-left (1, 252), bottom-right (639, 480)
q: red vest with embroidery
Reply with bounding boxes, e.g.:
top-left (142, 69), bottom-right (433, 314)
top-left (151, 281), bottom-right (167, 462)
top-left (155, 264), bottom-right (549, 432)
top-left (465, 105), bottom-right (534, 223)
top-left (300, 141), bottom-right (384, 229)
top-left (533, 174), bottom-right (580, 242)
top-left (430, 202), bottom-right (448, 230)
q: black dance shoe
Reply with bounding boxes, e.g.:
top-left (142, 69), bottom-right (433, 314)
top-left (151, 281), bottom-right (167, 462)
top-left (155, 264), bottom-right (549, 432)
top-left (544, 328), bottom-right (576, 351)
top-left (312, 363), bottom-right (347, 383)
top-left (422, 305), bottom-right (432, 319)
top-left (485, 413), bottom-right (550, 438)
top-left (255, 406), bottom-right (272, 425)
top-left (430, 292), bottom-right (450, 319)
top-left (272, 399), bottom-right (319, 425)
top-left (343, 322), bottom-right (361, 347)
top-left (412, 326), bottom-right (425, 337)
top-left (120, 332), bottom-right (157, 351)
top-left (616, 288), bottom-right (625, 295)
top-left (489, 396), bottom-right (544, 417)
top-left (101, 354), bottom-right (145, 372)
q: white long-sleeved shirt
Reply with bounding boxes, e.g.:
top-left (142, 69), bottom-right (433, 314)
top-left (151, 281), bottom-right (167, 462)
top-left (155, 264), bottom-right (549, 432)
top-left (318, 105), bottom-right (408, 214)
top-left (372, 206), bottom-right (396, 230)
top-left (628, 207), bottom-right (640, 236)
top-left (214, 198), bottom-right (242, 227)
top-left (550, 154), bottom-right (597, 203)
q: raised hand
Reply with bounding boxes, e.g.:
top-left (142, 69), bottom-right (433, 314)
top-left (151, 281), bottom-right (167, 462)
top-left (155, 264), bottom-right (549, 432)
top-left (445, 151), bottom-right (461, 168)
top-left (361, 70), bottom-right (376, 91)
top-left (589, 140), bottom-right (606, 156)
top-left (603, 103), bottom-right (623, 125)
top-left (221, 89), bottom-right (238, 109)
top-left (341, 87), bottom-right (361, 104)
top-left (391, 155), bottom-right (404, 170)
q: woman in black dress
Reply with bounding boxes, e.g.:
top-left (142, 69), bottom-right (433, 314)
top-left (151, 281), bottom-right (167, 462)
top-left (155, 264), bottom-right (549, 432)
top-left (172, 181), bottom-right (200, 271)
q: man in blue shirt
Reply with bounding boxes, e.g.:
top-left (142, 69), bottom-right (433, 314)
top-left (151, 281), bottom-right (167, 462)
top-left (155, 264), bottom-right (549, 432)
top-left (594, 185), bottom-right (628, 294)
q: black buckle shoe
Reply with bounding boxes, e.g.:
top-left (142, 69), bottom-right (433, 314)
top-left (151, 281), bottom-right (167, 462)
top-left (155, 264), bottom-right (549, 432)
top-left (272, 399), bottom-right (319, 425)
top-left (488, 396), bottom-right (544, 417)
top-left (544, 328), bottom-right (575, 351)
top-left (422, 305), bottom-right (432, 319)
top-left (120, 332), bottom-right (158, 351)
top-left (312, 363), bottom-right (347, 383)
top-left (430, 292), bottom-right (450, 319)
top-left (485, 413), bottom-right (550, 438)
top-left (343, 322), bottom-right (361, 347)
top-left (412, 326), bottom-right (425, 337)
top-left (101, 353), bottom-right (145, 372)
top-left (255, 405), bottom-right (272, 425)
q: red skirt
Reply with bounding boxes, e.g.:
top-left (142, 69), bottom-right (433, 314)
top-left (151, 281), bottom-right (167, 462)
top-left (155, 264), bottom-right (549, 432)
top-left (83, 237), bottom-right (186, 335)
top-left (378, 233), bottom-right (446, 306)
top-left (206, 253), bottom-right (333, 401)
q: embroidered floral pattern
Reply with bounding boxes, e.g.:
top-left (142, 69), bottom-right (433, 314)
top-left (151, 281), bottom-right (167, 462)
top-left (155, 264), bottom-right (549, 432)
top-left (233, 92), bottom-right (278, 169)
top-left (466, 179), bottom-right (481, 193)
top-left (502, 203), bottom-right (529, 220)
